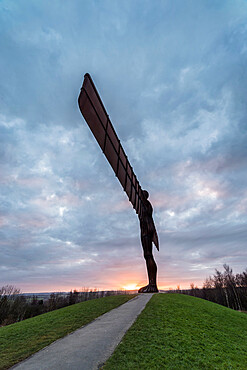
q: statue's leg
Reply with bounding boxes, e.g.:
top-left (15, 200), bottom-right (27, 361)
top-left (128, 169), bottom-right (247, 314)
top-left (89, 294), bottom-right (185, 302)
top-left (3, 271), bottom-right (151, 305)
top-left (145, 254), bottom-right (157, 287)
top-left (138, 234), bottom-right (158, 293)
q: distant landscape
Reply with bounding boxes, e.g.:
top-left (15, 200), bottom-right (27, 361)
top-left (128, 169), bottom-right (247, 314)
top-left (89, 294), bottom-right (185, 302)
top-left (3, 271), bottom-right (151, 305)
top-left (1, 264), bottom-right (246, 328)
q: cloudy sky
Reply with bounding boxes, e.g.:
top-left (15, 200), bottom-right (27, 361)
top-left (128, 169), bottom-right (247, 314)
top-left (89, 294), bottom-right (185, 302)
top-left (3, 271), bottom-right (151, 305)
top-left (1, 0), bottom-right (247, 292)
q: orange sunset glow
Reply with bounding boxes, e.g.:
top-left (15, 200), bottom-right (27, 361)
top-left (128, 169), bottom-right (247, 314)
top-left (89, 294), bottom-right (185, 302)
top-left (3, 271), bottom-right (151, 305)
top-left (18, 272), bottom-right (206, 293)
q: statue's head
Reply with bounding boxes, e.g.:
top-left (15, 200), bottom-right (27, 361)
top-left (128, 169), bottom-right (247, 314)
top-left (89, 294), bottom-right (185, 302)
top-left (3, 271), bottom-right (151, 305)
top-left (143, 190), bottom-right (149, 199)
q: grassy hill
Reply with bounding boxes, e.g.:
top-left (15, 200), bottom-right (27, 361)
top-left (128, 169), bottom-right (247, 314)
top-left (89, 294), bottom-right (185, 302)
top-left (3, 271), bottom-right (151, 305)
top-left (1, 293), bottom-right (246, 369)
top-left (104, 293), bottom-right (247, 369)
top-left (0, 294), bottom-right (135, 369)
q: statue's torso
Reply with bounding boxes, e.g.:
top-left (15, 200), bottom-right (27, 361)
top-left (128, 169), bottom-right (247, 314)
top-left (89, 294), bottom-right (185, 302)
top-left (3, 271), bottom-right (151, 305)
top-left (139, 200), bottom-right (155, 236)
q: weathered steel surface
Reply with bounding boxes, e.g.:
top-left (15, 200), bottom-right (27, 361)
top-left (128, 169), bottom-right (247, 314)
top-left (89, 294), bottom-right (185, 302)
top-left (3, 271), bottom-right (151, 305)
top-left (78, 73), bottom-right (159, 251)
top-left (78, 73), bottom-right (143, 214)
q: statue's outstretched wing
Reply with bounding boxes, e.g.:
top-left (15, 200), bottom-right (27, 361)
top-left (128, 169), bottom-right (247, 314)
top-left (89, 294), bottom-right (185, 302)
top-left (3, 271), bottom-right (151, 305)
top-left (78, 73), bottom-right (143, 215)
top-left (78, 73), bottom-right (159, 249)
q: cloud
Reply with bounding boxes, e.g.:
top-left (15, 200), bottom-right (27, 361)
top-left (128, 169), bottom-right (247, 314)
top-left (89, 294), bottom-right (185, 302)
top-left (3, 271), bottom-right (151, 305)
top-left (0, 0), bottom-right (247, 291)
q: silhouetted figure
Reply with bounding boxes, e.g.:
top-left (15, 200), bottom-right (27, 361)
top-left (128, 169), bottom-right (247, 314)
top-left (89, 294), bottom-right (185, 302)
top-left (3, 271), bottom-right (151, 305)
top-left (138, 190), bottom-right (158, 293)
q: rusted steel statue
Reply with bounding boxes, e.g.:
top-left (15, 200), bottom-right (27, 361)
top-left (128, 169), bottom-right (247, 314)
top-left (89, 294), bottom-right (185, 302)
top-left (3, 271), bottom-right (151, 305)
top-left (138, 190), bottom-right (158, 292)
top-left (78, 73), bottom-right (159, 293)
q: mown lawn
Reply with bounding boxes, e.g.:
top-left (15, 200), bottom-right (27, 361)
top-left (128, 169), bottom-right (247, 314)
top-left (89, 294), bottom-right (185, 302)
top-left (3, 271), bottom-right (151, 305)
top-left (104, 293), bottom-right (247, 369)
top-left (0, 294), bottom-right (135, 369)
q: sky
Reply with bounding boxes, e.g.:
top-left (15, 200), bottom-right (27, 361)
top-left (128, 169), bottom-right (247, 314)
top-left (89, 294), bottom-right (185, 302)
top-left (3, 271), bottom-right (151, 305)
top-left (0, 0), bottom-right (247, 293)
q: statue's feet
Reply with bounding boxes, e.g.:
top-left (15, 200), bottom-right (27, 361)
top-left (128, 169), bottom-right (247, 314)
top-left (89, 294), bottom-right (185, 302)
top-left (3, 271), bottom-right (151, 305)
top-left (138, 284), bottom-right (158, 293)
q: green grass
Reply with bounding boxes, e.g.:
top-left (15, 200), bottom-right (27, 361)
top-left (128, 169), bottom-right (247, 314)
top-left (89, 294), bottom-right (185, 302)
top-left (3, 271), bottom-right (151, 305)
top-left (104, 293), bottom-right (247, 369)
top-left (0, 294), bottom-right (135, 369)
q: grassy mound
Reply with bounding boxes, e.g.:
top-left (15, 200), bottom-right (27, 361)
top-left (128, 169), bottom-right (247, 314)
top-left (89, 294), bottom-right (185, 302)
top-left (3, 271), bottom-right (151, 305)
top-left (0, 294), bottom-right (135, 369)
top-left (104, 293), bottom-right (247, 369)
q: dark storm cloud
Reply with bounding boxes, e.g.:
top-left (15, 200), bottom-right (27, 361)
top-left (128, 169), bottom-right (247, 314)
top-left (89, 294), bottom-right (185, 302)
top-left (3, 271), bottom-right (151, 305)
top-left (0, 0), bottom-right (247, 291)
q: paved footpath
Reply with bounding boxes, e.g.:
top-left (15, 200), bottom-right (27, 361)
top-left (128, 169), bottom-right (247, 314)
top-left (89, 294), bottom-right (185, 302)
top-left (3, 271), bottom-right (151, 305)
top-left (12, 293), bottom-right (153, 370)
